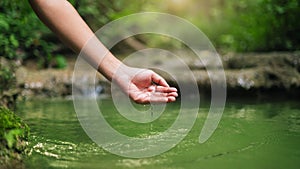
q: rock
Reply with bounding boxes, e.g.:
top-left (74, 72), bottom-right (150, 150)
top-left (16, 62), bottom-right (109, 98)
top-left (223, 52), bottom-right (300, 89)
top-left (14, 51), bottom-right (300, 99)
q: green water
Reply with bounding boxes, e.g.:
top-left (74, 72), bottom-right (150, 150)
top-left (17, 98), bottom-right (300, 169)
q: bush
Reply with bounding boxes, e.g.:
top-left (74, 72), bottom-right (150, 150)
top-left (261, 0), bottom-right (300, 51)
top-left (1, 0), bottom-right (299, 64)
top-left (0, 1), bottom-right (65, 68)
top-left (193, 0), bottom-right (300, 52)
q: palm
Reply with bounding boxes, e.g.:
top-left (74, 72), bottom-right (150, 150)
top-left (116, 69), bottom-right (178, 104)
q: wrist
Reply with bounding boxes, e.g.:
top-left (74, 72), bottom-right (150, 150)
top-left (97, 52), bottom-right (127, 81)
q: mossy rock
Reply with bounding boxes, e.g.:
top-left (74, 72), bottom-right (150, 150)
top-left (0, 106), bottom-right (29, 167)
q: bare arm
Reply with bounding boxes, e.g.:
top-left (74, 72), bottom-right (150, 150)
top-left (29, 0), bottom-right (177, 103)
top-left (29, 0), bottom-right (120, 79)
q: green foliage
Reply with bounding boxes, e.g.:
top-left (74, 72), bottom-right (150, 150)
top-left (0, 58), bottom-right (20, 110)
top-left (0, 1), bottom-right (60, 67)
top-left (4, 129), bottom-right (24, 149)
top-left (0, 107), bottom-right (29, 151)
top-left (78, 0), bottom-right (299, 52)
top-left (73, 0), bottom-right (145, 30)
top-left (54, 55), bottom-right (67, 69)
top-left (192, 0), bottom-right (300, 52)
top-left (74, 0), bottom-right (184, 51)
top-left (1, 0), bottom-right (299, 66)
top-left (0, 60), bottom-right (15, 94)
top-left (262, 0), bottom-right (300, 51)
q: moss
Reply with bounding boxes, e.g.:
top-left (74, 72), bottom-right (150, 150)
top-left (0, 106), bottom-right (30, 166)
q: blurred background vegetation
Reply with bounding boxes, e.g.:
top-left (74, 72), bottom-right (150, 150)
top-left (0, 0), bottom-right (299, 68)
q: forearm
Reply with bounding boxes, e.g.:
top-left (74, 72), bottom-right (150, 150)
top-left (29, 0), bottom-right (122, 80)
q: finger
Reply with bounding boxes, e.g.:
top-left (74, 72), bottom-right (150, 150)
top-left (146, 87), bottom-right (178, 98)
top-left (167, 92), bottom-right (178, 97)
top-left (151, 92), bottom-right (169, 97)
top-left (149, 92), bottom-right (177, 103)
top-left (167, 96), bottom-right (176, 102)
top-left (151, 73), bottom-right (169, 87)
top-left (131, 92), bottom-right (169, 104)
top-left (131, 91), bottom-right (176, 104)
top-left (154, 86), bottom-right (177, 93)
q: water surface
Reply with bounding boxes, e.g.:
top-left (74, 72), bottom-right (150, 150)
top-left (17, 98), bottom-right (300, 169)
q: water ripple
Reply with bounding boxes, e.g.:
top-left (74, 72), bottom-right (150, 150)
top-left (29, 135), bottom-right (106, 161)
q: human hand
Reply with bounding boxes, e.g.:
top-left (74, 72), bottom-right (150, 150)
top-left (113, 67), bottom-right (178, 104)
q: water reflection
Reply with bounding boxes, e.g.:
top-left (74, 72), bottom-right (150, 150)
top-left (17, 99), bottom-right (300, 169)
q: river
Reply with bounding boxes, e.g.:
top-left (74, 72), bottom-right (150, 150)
top-left (17, 98), bottom-right (300, 169)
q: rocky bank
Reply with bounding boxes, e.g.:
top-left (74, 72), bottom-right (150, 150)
top-left (15, 51), bottom-right (300, 99)
top-left (0, 58), bottom-right (29, 169)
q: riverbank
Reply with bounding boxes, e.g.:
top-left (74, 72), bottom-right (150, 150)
top-left (15, 51), bottom-right (300, 99)
top-left (0, 58), bottom-right (29, 169)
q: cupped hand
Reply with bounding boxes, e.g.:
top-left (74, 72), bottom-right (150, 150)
top-left (113, 67), bottom-right (178, 104)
